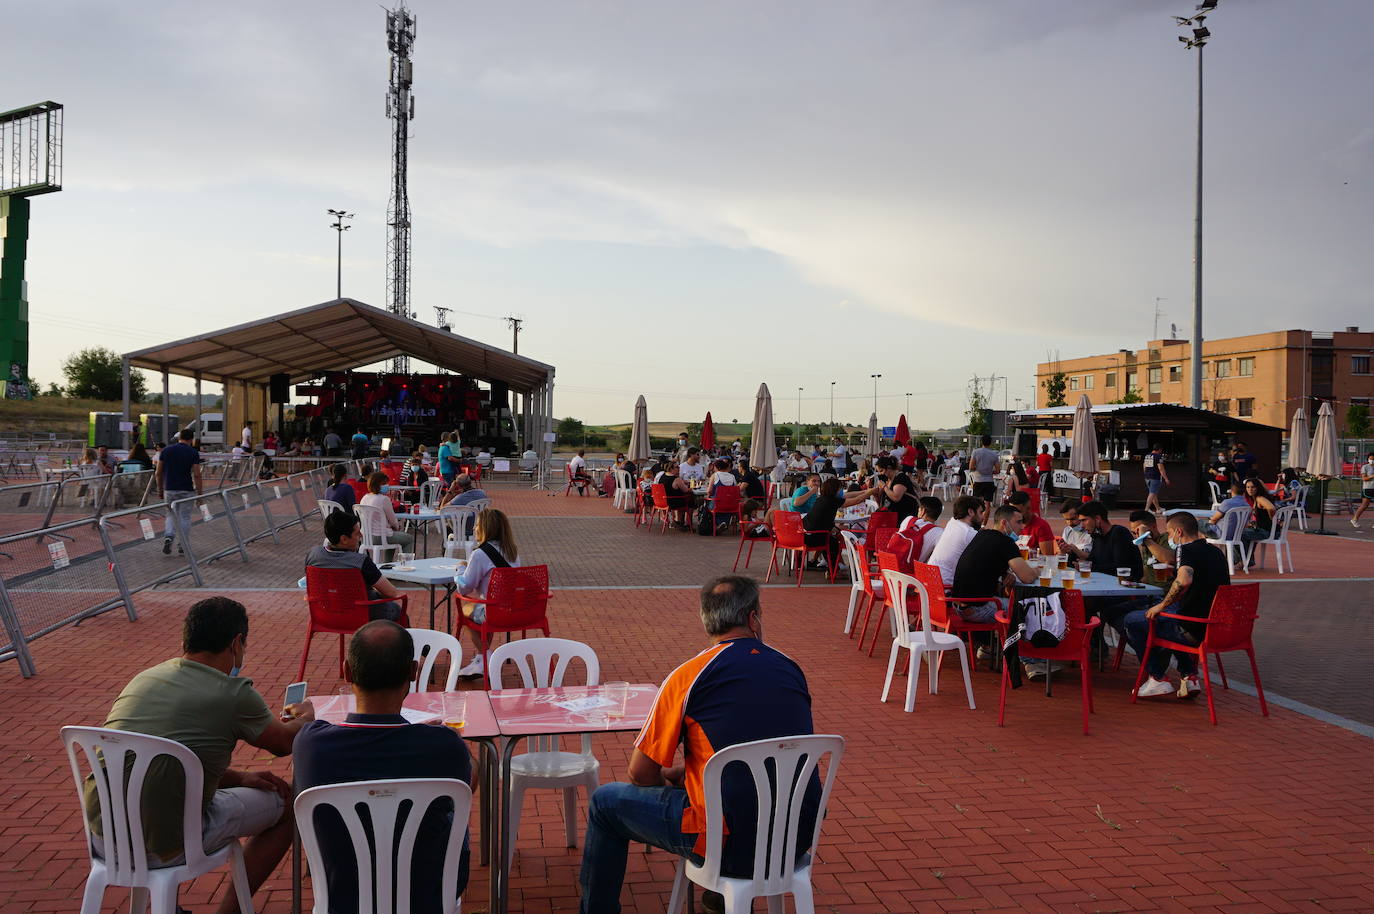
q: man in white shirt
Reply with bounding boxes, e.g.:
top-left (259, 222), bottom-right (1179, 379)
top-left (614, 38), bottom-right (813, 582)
top-left (1058, 502), bottom-right (1093, 557)
top-left (240, 421), bottom-right (253, 450)
top-left (568, 449), bottom-right (593, 495)
top-left (832, 441), bottom-right (849, 471)
top-left (890, 443), bottom-right (906, 466)
top-left (678, 449), bottom-right (707, 483)
top-left (927, 495), bottom-right (987, 588)
top-left (893, 496), bottom-right (945, 564)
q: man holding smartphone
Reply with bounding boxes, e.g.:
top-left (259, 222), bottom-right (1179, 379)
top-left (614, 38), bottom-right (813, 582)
top-left (84, 597), bottom-right (314, 914)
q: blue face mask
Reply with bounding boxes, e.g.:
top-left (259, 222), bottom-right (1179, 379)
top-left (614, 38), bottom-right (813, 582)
top-left (380, 484), bottom-right (390, 494)
top-left (1167, 537), bottom-right (1181, 550)
top-left (1007, 530), bottom-right (1020, 542)
top-left (228, 665), bottom-right (240, 677)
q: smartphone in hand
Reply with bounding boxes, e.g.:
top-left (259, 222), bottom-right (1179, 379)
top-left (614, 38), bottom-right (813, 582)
top-left (284, 681), bottom-right (307, 710)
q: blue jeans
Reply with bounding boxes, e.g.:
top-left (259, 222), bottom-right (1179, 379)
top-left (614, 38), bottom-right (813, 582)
top-left (1124, 609), bottom-right (1198, 679)
top-left (579, 783), bottom-right (700, 914)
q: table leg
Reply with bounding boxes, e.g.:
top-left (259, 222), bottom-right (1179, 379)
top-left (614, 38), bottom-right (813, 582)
top-left (497, 734), bottom-right (522, 914)
top-left (291, 782), bottom-right (302, 914)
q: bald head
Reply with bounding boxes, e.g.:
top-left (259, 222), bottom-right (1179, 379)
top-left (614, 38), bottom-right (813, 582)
top-left (456, 473), bottom-right (473, 490)
top-left (346, 620), bottom-right (414, 692)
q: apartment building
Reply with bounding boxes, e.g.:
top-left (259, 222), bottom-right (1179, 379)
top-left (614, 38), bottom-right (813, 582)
top-left (1034, 328), bottom-right (1374, 433)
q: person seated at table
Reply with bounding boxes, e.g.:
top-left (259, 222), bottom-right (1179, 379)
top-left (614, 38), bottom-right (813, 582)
top-left (293, 620), bottom-right (473, 912)
top-left (578, 576), bottom-right (820, 914)
top-left (736, 460), bottom-right (766, 515)
top-left (678, 448), bottom-right (707, 486)
top-left (786, 450), bottom-right (811, 473)
top-left (1095, 509), bottom-right (1176, 638)
top-left (802, 477), bottom-right (877, 571)
top-left (118, 441), bottom-right (154, 472)
top-left (567, 449), bottom-right (594, 495)
top-left (94, 445), bottom-right (117, 474)
top-left (86, 597), bottom-right (314, 914)
top-left (77, 446), bottom-right (102, 477)
top-left (1201, 479), bottom-right (1266, 562)
top-left (1272, 466), bottom-right (1301, 505)
top-left (1058, 501), bottom-right (1092, 558)
top-left (855, 457), bottom-right (877, 488)
top-left (438, 472), bottom-right (489, 510)
top-left (600, 453), bottom-right (629, 498)
top-left (1006, 491), bottom-right (1053, 555)
top-left (399, 451), bottom-right (428, 497)
top-left (453, 508), bottom-right (523, 678)
top-left (323, 462), bottom-right (356, 511)
top-left (706, 457), bottom-right (737, 494)
top-left (882, 496), bottom-right (944, 572)
top-left (1058, 501), bottom-right (1143, 580)
top-left (788, 473), bottom-right (821, 514)
top-left (1125, 511), bottom-right (1230, 699)
top-left (360, 472), bottom-right (416, 552)
top-left (1241, 476), bottom-right (1280, 539)
top-left (871, 456), bottom-right (921, 524)
top-left (928, 494), bottom-right (986, 588)
top-left (656, 462), bottom-right (696, 528)
top-left (307, 511), bottom-right (407, 622)
top-left (951, 505), bottom-right (1039, 624)
top-left (1003, 457), bottom-right (1030, 501)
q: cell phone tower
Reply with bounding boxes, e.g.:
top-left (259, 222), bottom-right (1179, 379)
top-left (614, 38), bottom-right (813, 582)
top-left (385, 4), bottom-right (416, 374)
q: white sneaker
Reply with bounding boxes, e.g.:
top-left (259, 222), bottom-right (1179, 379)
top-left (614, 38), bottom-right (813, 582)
top-left (1182, 674), bottom-right (1202, 697)
top-left (456, 655), bottom-right (485, 678)
top-left (1023, 661), bottom-right (1047, 680)
top-left (976, 646), bottom-right (991, 662)
top-left (1351, 519), bottom-right (1361, 529)
top-left (1137, 676), bottom-right (1175, 698)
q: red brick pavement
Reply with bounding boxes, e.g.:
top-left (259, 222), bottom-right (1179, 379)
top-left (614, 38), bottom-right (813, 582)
top-left (3, 582), bottom-right (1373, 913)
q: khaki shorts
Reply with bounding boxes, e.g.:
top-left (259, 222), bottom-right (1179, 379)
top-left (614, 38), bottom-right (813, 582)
top-left (462, 599), bottom-right (486, 625)
top-left (97, 787), bottom-right (285, 868)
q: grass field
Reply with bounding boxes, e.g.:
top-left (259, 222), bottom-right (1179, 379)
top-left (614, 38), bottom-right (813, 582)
top-left (0, 397), bottom-right (193, 440)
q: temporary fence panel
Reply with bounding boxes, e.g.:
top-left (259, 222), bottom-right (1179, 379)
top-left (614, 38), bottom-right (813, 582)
top-left (167, 491), bottom-right (250, 570)
top-left (99, 503), bottom-right (204, 595)
top-left (258, 478), bottom-right (307, 530)
top-left (227, 482), bottom-right (281, 547)
top-left (0, 518), bottom-right (135, 679)
top-left (0, 479), bottom-right (61, 538)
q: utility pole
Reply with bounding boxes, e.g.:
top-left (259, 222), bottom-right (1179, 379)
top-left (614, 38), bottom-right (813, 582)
top-left (1176, 0), bottom-right (1217, 410)
top-left (870, 373), bottom-right (882, 415)
top-left (505, 316), bottom-right (523, 354)
top-left (327, 209), bottom-right (353, 299)
top-left (797, 387), bottom-right (803, 445)
top-left (829, 381), bottom-right (836, 439)
top-left (1153, 297), bottom-right (1168, 339)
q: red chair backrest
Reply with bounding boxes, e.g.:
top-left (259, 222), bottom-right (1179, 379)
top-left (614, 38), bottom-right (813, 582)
top-left (349, 478), bottom-right (369, 501)
top-left (911, 562), bottom-right (955, 627)
top-left (773, 512), bottom-right (806, 548)
top-left (484, 565), bottom-right (551, 630)
top-left (1202, 583), bottom-right (1259, 653)
top-left (711, 485), bottom-right (742, 514)
top-left (866, 526), bottom-right (896, 555)
top-left (305, 566), bottom-right (372, 631)
top-left (651, 484), bottom-right (670, 509)
top-left (868, 510), bottom-right (898, 531)
top-left (1015, 588), bottom-right (1094, 659)
top-left (382, 463), bottom-right (404, 484)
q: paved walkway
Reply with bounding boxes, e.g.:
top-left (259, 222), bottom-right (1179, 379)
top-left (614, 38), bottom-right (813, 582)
top-left (2, 486), bottom-right (1373, 912)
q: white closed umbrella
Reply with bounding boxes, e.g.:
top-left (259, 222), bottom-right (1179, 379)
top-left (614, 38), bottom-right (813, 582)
top-left (866, 413), bottom-right (879, 459)
top-left (1067, 394), bottom-right (1099, 477)
top-left (1287, 407), bottom-right (1311, 471)
top-left (1307, 401), bottom-right (1341, 535)
top-left (749, 384), bottom-right (777, 470)
top-left (627, 395), bottom-right (651, 464)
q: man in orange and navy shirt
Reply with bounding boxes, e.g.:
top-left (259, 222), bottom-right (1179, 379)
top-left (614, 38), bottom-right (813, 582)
top-left (577, 575), bottom-right (820, 914)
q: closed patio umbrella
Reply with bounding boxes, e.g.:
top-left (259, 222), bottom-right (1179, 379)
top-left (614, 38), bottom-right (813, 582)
top-left (866, 413), bottom-right (879, 459)
top-left (1067, 394), bottom-right (1098, 498)
top-left (701, 412), bottom-right (716, 452)
top-left (1307, 401), bottom-right (1340, 535)
top-left (894, 415), bottom-right (910, 447)
top-left (749, 384), bottom-right (777, 470)
top-left (627, 395), bottom-right (651, 464)
top-left (1287, 407), bottom-right (1310, 471)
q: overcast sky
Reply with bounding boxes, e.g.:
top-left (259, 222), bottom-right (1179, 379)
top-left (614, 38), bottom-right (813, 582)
top-left (9, 0), bottom-right (1372, 426)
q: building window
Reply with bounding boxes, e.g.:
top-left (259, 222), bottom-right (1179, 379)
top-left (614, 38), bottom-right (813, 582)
top-left (1105, 372), bottom-right (1117, 388)
top-left (1354, 355), bottom-right (1372, 375)
top-left (1169, 365), bottom-right (1181, 382)
top-left (1215, 359), bottom-right (1232, 378)
top-left (1202, 361), bottom-right (1211, 379)
top-left (1238, 357), bottom-right (1254, 377)
top-left (1084, 375), bottom-right (1094, 389)
top-left (1238, 398), bottom-right (1254, 417)
top-left (1214, 399), bottom-right (1230, 415)
top-left (1069, 376), bottom-right (1080, 390)
top-left (1125, 372), bottom-right (1138, 392)
top-left (1148, 367), bottom-right (1162, 395)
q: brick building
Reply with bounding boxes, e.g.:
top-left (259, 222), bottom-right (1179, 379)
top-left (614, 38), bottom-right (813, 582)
top-left (1035, 328), bottom-right (1374, 433)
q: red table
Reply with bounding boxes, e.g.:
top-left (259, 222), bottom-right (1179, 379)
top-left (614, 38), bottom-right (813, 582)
top-left (487, 683), bottom-right (659, 914)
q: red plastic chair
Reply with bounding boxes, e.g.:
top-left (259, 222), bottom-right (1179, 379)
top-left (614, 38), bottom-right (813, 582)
top-left (765, 512), bottom-right (808, 587)
top-left (996, 588), bottom-right (1100, 735)
top-left (707, 485), bottom-right (742, 534)
top-left (564, 464), bottom-right (593, 496)
top-left (348, 478), bottom-right (369, 502)
top-left (298, 566), bottom-right (410, 680)
top-left (860, 552), bottom-right (904, 652)
top-left (649, 484), bottom-right (677, 533)
top-left (909, 562), bottom-right (1003, 669)
top-left (1130, 583), bottom-right (1268, 725)
top-left (733, 512), bottom-right (772, 573)
top-left (382, 463), bottom-right (404, 485)
top-left (457, 564), bottom-right (553, 689)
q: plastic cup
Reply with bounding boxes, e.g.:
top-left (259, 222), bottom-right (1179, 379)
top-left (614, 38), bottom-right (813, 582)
top-left (1079, 564), bottom-right (1091, 580)
top-left (399, 553), bottom-right (414, 566)
top-left (1117, 567), bottom-right (1132, 586)
top-left (1055, 553), bottom-right (1068, 569)
top-left (1062, 571), bottom-right (1076, 589)
top-left (1019, 547), bottom-right (1029, 561)
top-left (1038, 568), bottom-right (1052, 587)
top-left (442, 692), bottom-right (467, 731)
top-left (605, 681), bottom-right (629, 719)
top-left (336, 685), bottom-right (353, 714)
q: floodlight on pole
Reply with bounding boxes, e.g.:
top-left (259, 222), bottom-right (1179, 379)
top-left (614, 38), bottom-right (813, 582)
top-left (830, 381), bottom-right (836, 437)
top-left (1176, 0), bottom-right (1217, 410)
top-left (327, 209), bottom-right (353, 300)
top-left (797, 387), bottom-right (803, 443)
top-left (870, 374), bottom-right (881, 414)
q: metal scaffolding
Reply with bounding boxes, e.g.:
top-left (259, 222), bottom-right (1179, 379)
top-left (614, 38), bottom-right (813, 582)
top-left (385, 5), bottom-right (416, 374)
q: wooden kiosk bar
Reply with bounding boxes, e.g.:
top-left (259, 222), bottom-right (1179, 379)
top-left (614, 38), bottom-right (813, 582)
top-left (1009, 403), bottom-right (1283, 507)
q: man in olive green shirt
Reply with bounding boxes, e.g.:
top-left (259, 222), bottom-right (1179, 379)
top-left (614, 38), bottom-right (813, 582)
top-left (86, 597), bottom-right (314, 914)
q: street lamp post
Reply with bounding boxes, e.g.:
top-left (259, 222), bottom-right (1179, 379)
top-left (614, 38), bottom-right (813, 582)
top-left (905, 392), bottom-right (912, 416)
top-left (797, 387), bottom-right (804, 448)
top-left (327, 208), bottom-right (354, 299)
top-left (870, 374), bottom-right (881, 415)
top-left (830, 381), bottom-right (836, 440)
top-left (1176, 0), bottom-right (1217, 409)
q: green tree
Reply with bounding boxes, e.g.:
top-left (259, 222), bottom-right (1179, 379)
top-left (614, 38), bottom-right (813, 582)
top-left (1346, 403), bottom-right (1370, 438)
top-left (555, 416), bottom-right (585, 444)
top-left (685, 422), bottom-right (703, 442)
top-left (41, 382), bottom-right (64, 397)
top-left (965, 386), bottom-right (990, 436)
top-left (1108, 388), bottom-right (1144, 405)
top-left (1043, 371), bottom-right (1068, 407)
top-left (61, 347), bottom-right (147, 401)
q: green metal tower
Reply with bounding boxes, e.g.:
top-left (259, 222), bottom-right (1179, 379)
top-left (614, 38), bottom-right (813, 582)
top-left (0, 101), bottom-right (63, 400)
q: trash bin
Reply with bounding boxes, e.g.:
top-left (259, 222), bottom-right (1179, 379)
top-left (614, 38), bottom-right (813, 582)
top-left (1095, 482), bottom-right (1121, 509)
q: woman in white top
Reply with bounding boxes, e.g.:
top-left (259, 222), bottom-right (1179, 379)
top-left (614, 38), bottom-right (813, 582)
top-left (454, 507), bottom-right (523, 677)
top-left (359, 472), bottom-right (416, 551)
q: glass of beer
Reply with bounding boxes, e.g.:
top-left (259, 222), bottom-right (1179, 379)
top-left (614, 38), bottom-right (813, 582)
top-left (1079, 563), bottom-right (1091, 580)
top-left (1038, 562), bottom-right (1053, 587)
top-left (605, 681), bottom-right (629, 720)
top-left (442, 692), bottom-right (467, 731)
top-left (1116, 567), bottom-right (1132, 586)
top-left (1019, 545), bottom-right (1030, 561)
top-left (1062, 570), bottom-right (1077, 589)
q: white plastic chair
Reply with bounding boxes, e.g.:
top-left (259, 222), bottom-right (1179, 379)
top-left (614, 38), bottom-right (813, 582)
top-left (63, 726), bottom-right (256, 914)
top-left (353, 503), bottom-right (401, 564)
top-left (1207, 481), bottom-right (1224, 510)
top-left (420, 478), bottom-right (445, 509)
top-left (439, 505), bottom-right (480, 559)
top-left (318, 498), bottom-right (345, 528)
top-left (928, 468), bottom-right (956, 502)
top-left (838, 531), bottom-right (881, 636)
top-left (665, 735), bottom-right (845, 914)
top-left (488, 638), bottom-right (601, 871)
top-left (408, 628), bottom-right (464, 692)
top-left (295, 778), bottom-right (471, 914)
top-left (611, 469), bottom-right (636, 510)
top-left (1291, 484), bottom-right (1311, 530)
top-left (879, 569), bottom-right (976, 713)
top-left (1205, 505), bottom-right (1253, 575)
top-left (1251, 505), bottom-right (1300, 574)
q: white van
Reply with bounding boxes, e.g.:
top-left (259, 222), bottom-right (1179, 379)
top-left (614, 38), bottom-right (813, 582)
top-left (182, 412), bottom-right (225, 446)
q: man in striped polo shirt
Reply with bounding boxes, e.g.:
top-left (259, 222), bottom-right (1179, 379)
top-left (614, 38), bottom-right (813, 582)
top-left (577, 576), bottom-right (820, 914)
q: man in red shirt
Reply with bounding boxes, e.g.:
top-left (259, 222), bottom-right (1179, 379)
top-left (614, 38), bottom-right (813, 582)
top-left (1036, 443), bottom-right (1054, 476)
top-left (1008, 490), bottom-right (1053, 554)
